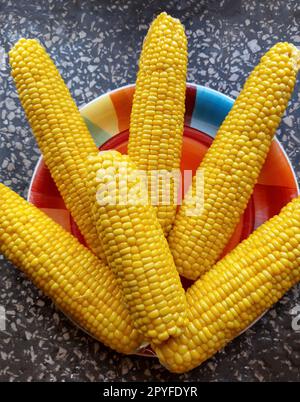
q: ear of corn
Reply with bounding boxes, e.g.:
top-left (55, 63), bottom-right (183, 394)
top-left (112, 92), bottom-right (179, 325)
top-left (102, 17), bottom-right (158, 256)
top-left (153, 195), bottom-right (300, 373)
top-left (9, 38), bottom-right (105, 261)
top-left (169, 42), bottom-right (300, 280)
top-left (128, 12), bottom-right (187, 236)
top-left (0, 183), bottom-right (143, 354)
top-left (87, 150), bottom-right (187, 344)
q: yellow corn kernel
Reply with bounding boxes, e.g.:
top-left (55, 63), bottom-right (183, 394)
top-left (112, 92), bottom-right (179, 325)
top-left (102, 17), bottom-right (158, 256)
top-left (128, 12), bottom-right (187, 236)
top-left (9, 38), bottom-right (105, 261)
top-left (169, 42), bottom-right (300, 280)
top-left (87, 150), bottom-right (187, 344)
top-left (0, 183), bottom-right (142, 354)
top-left (154, 196), bottom-right (300, 373)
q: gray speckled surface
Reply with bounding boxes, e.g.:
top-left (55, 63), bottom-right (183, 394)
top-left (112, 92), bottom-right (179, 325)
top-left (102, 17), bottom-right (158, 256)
top-left (0, 0), bottom-right (300, 382)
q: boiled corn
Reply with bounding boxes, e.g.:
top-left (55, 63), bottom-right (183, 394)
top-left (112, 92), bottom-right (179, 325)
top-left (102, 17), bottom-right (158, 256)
top-left (154, 195), bottom-right (300, 372)
top-left (169, 42), bottom-right (300, 280)
top-left (0, 183), bottom-right (143, 354)
top-left (128, 12), bottom-right (187, 236)
top-left (87, 150), bottom-right (187, 344)
top-left (9, 38), bottom-right (105, 261)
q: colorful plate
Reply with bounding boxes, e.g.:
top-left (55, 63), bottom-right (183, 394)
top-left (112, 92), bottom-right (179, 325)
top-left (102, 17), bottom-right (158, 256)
top-left (28, 84), bottom-right (299, 355)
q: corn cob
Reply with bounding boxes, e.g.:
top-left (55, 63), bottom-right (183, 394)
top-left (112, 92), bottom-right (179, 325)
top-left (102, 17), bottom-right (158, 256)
top-left (154, 195), bottom-right (300, 373)
top-left (9, 39), bottom-right (105, 261)
top-left (128, 12), bottom-right (187, 236)
top-left (87, 150), bottom-right (187, 344)
top-left (169, 42), bottom-right (300, 280)
top-left (0, 183), bottom-right (143, 354)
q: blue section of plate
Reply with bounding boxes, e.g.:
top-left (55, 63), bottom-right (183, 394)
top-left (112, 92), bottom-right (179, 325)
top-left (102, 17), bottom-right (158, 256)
top-left (191, 85), bottom-right (234, 137)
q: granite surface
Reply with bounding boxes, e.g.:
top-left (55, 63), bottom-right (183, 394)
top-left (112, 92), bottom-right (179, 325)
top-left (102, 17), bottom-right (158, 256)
top-left (0, 0), bottom-right (300, 382)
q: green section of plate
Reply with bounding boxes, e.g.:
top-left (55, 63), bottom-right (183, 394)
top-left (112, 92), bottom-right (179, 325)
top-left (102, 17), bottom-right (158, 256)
top-left (83, 116), bottom-right (112, 148)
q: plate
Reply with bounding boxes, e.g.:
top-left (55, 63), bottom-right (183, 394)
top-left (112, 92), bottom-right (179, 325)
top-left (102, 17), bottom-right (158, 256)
top-left (27, 84), bottom-right (299, 355)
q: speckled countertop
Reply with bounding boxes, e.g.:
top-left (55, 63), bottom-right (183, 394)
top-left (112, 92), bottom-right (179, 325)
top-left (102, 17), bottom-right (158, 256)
top-left (0, 0), bottom-right (300, 382)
